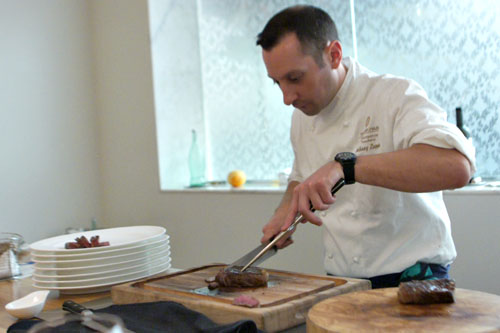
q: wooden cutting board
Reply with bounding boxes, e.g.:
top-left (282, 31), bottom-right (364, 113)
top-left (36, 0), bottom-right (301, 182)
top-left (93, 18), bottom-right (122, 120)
top-left (111, 264), bottom-right (371, 332)
top-left (307, 287), bottom-right (500, 332)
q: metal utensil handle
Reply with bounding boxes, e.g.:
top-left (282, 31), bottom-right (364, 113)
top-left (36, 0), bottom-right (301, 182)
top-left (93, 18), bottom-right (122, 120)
top-left (63, 300), bottom-right (92, 315)
top-left (280, 177), bottom-right (345, 236)
top-left (310, 178), bottom-right (345, 213)
top-left (240, 178), bottom-right (345, 271)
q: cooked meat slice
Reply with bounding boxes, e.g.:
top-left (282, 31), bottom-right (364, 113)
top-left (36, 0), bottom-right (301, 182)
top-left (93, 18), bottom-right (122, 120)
top-left (215, 266), bottom-right (268, 288)
top-left (398, 278), bottom-right (456, 304)
top-left (232, 295), bottom-right (260, 308)
top-left (77, 236), bottom-right (92, 248)
top-left (64, 235), bottom-right (110, 249)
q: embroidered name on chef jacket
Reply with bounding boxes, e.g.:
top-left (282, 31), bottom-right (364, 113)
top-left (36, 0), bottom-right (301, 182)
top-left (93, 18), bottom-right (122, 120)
top-left (356, 116), bottom-right (381, 153)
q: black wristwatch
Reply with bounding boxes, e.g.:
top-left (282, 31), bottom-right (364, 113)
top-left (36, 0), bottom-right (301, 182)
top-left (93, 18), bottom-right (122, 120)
top-left (335, 152), bottom-right (357, 184)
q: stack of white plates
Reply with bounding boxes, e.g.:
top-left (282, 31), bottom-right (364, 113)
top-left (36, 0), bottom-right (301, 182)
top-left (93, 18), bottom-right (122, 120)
top-left (30, 226), bottom-right (171, 294)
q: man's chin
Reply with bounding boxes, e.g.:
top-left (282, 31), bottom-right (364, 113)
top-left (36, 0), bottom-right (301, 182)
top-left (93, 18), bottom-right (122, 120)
top-left (298, 106), bottom-right (320, 116)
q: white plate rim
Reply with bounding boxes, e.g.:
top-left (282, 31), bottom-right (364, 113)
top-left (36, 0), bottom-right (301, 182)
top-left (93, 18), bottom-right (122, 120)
top-left (32, 243), bottom-right (170, 264)
top-left (31, 235), bottom-right (169, 258)
top-left (33, 248), bottom-right (171, 271)
top-left (33, 257), bottom-right (172, 284)
top-left (30, 226), bottom-right (166, 253)
top-left (33, 263), bottom-right (171, 290)
top-left (33, 256), bottom-right (171, 279)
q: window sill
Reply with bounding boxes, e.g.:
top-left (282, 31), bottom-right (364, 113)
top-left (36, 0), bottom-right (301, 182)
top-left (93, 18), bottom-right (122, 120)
top-left (444, 182), bottom-right (500, 195)
top-left (161, 181), bottom-right (500, 195)
top-left (162, 181), bottom-right (287, 194)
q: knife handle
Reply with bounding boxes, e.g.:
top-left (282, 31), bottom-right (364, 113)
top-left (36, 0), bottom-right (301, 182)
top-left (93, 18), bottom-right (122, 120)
top-left (63, 300), bottom-right (92, 316)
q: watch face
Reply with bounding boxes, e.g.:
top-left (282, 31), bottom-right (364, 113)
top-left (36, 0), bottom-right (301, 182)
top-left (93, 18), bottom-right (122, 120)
top-left (336, 152), bottom-right (356, 162)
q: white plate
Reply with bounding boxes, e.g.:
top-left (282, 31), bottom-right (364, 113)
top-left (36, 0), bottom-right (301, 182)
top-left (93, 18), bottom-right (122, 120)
top-left (32, 241), bottom-right (169, 264)
top-left (33, 257), bottom-right (172, 285)
top-left (33, 262), bottom-right (171, 293)
top-left (33, 244), bottom-right (170, 269)
top-left (33, 248), bottom-right (170, 273)
top-left (33, 256), bottom-right (171, 280)
top-left (34, 250), bottom-right (170, 276)
top-left (31, 235), bottom-right (169, 259)
top-left (37, 267), bottom-right (177, 295)
top-left (30, 226), bottom-right (166, 254)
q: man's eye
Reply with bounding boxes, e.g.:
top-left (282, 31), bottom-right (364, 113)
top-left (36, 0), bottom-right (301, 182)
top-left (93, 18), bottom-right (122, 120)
top-left (289, 76), bottom-right (301, 82)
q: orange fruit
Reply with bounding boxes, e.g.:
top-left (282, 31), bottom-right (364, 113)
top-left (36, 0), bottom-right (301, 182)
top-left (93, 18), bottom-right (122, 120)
top-left (228, 170), bottom-right (246, 187)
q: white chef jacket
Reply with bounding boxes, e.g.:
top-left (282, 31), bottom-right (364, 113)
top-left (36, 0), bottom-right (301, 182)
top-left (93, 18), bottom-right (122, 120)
top-left (288, 57), bottom-right (476, 278)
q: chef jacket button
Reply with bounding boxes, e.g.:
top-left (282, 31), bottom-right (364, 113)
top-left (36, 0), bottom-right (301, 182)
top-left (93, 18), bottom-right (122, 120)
top-left (350, 210), bottom-right (358, 217)
top-left (320, 211), bottom-right (327, 217)
top-left (343, 121), bottom-right (350, 127)
top-left (328, 253), bottom-right (334, 259)
top-left (352, 256), bottom-right (360, 263)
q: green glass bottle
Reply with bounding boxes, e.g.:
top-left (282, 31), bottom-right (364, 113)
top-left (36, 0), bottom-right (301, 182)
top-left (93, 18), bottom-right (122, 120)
top-left (188, 129), bottom-right (205, 187)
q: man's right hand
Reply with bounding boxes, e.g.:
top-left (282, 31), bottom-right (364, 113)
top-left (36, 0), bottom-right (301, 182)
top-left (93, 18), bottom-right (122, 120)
top-left (260, 181), bottom-right (299, 249)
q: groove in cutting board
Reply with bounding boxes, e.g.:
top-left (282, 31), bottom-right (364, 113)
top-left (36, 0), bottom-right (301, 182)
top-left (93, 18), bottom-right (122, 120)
top-left (131, 264), bottom-right (344, 307)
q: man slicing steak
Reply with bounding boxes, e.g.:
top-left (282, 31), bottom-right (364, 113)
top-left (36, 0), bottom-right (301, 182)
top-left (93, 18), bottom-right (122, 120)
top-left (257, 5), bottom-right (475, 289)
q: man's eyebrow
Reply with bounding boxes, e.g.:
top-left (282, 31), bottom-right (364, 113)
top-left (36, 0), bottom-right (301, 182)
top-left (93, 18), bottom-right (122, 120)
top-left (268, 70), bottom-right (303, 80)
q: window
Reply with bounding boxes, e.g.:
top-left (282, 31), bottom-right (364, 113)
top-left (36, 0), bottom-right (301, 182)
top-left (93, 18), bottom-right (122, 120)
top-left (148, 0), bottom-right (500, 190)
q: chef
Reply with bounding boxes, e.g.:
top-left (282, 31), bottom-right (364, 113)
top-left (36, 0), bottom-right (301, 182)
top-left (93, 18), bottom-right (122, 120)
top-left (257, 5), bottom-right (476, 289)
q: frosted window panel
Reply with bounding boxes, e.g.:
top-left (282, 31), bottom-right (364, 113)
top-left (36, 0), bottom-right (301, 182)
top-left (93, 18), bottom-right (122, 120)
top-left (354, 0), bottom-right (500, 178)
top-left (148, 0), bottom-right (205, 189)
top-left (150, 0), bottom-right (499, 189)
top-left (149, 0), bottom-right (354, 189)
top-left (198, 0), bottom-right (354, 182)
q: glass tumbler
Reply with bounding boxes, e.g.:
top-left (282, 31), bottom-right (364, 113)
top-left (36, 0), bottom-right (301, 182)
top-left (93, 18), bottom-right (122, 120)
top-left (0, 232), bottom-right (24, 279)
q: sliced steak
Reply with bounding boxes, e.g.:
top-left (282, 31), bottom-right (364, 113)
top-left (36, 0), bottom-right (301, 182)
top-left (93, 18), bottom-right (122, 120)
top-left (398, 278), bottom-right (456, 304)
top-left (232, 295), bottom-right (260, 308)
top-left (214, 266), bottom-right (268, 288)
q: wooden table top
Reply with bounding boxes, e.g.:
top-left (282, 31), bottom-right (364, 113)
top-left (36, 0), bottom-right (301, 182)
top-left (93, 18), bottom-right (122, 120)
top-left (0, 276), bottom-right (111, 332)
top-left (307, 287), bottom-right (500, 333)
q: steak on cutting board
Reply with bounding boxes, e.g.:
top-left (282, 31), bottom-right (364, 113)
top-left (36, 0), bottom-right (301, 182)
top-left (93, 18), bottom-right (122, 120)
top-left (398, 278), bottom-right (456, 304)
top-left (210, 266), bottom-right (269, 289)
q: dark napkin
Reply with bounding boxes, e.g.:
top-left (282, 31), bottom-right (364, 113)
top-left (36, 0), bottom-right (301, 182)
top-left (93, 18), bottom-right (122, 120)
top-left (8, 301), bottom-right (262, 333)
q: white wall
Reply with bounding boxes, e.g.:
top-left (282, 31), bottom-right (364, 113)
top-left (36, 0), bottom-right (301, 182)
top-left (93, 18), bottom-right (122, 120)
top-left (1, 0), bottom-right (498, 297)
top-left (0, 0), bottom-right (101, 240)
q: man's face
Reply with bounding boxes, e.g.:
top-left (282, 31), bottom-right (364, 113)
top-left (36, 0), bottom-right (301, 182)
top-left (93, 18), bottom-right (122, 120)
top-left (262, 33), bottom-right (338, 116)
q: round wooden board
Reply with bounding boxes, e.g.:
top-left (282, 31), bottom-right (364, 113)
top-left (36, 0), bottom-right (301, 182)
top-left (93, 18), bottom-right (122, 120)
top-left (307, 287), bottom-right (500, 332)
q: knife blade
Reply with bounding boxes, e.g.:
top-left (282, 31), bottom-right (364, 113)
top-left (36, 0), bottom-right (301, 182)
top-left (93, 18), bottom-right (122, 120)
top-left (230, 242), bottom-right (278, 267)
top-left (63, 300), bottom-right (135, 333)
top-left (238, 178), bottom-right (345, 272)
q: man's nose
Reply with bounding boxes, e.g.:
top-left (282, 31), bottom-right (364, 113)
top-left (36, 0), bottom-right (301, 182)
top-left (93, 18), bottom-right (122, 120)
top-left (281, 86), bottom-right (297, 106)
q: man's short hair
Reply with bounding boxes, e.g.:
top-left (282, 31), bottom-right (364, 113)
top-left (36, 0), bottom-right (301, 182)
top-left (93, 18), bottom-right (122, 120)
top-left (256, 5), bottom-right (339, 66)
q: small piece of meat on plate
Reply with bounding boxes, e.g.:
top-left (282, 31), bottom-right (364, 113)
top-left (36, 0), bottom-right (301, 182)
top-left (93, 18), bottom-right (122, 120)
top-left (232, 295), bottom-right (260, 308)
top-left (76, 236), bottom-right (92, 248)
top-left (398, 278), bottom-right (456, 304)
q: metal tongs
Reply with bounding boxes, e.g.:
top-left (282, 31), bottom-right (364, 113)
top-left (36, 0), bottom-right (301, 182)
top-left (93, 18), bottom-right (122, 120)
top-left (240, 178), bottom-right (345, 272)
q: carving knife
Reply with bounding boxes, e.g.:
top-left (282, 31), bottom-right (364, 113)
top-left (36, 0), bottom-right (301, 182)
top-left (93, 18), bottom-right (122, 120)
top-left (63, 300), bottom-right (135, 333)
top-left (235, 178), bottom-right (345, 272)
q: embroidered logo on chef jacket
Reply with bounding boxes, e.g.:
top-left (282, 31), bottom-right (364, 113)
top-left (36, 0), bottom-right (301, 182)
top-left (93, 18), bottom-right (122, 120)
top-left (356, 116), bottom-right (381, 153)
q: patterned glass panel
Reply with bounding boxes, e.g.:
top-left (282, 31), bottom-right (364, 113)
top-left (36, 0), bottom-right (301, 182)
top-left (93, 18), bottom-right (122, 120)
top-left (354, 0), bottom-right (500, 178)
top-left (197, 0), bottom-right (353, 182)
top-left (149, 0), bottom-right (499, 189)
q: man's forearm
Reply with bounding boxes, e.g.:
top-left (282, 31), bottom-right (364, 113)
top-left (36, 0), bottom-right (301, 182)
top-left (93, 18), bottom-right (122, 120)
top-left (354, 144), bottom-right (472, 192)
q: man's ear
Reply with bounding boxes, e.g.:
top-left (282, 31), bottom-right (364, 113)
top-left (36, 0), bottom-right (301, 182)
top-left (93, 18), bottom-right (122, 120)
top-left (325, 40), bottom-right (343, 69)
